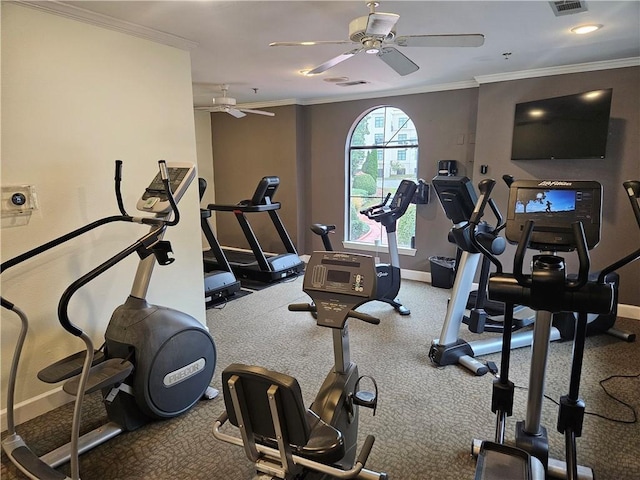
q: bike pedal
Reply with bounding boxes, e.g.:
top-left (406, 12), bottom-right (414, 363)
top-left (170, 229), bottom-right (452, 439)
top-left (353, 375), bottom-right (378, 415)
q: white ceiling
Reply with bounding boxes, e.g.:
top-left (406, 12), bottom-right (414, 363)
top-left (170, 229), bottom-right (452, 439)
top-left (28, 1), bottom-right (640, 108)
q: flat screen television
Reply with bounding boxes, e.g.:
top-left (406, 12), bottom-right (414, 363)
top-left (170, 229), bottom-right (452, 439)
top-left (510, 89), bottom-right (613, 160)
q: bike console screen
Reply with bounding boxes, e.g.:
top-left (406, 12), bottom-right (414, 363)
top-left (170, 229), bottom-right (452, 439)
top-left (506, 180), bottom-right (602, 251)
top-left (303, 251), bottom-right (377, 328)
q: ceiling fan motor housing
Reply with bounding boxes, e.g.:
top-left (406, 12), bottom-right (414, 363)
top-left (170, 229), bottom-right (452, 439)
top-left (213, 96), bottom-right (236, 107)
top-left (349, 16), bottom-right (395, 43)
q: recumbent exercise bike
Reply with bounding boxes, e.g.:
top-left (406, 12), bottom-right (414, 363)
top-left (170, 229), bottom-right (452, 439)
top-left (213, 250), bottom-right (387, 479)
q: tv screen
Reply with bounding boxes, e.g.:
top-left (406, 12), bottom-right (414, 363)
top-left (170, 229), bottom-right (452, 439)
top-left (511, 89), bottom-right (612, 160)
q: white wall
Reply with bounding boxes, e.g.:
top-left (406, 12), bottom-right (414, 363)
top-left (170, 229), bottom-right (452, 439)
top-left (194, 110), bottom-right (217, 247)
top-left (195, 111), bottom-right (215, 206)
top-left (1, 4), bottom-right (205, 424)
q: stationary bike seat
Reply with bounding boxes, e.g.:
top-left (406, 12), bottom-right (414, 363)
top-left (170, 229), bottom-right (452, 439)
top-left (310, 224), bottom-right (336, 236)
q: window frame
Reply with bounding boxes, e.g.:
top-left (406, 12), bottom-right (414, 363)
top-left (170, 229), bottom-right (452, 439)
top-left (343, 106), bottom-right (418, 257)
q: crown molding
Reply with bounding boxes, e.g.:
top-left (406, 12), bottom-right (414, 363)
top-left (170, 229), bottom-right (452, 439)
top-left (474, 57), bottom-right (640, 84)
top-left (298, 80), bottom-right (480, 106)
top-left (13, 1), bottom-right (199, 51)
top-left (231, 80), bottom-right (479, 110)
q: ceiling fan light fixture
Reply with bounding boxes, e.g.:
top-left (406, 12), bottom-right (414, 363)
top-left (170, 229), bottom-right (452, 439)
top-left (364, 39), bottom-right (381, 54)
top-left (571, 24), bottom-right (602, 35)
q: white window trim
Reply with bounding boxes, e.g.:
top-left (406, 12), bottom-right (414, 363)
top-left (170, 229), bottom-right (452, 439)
top-left (342, 240), bottom-right (417, 257)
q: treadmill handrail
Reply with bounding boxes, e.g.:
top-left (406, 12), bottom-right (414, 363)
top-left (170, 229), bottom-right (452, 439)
top-left (207, 202), bottom-right (281, 213)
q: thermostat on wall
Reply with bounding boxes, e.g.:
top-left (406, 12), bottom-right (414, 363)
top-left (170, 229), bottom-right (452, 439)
top-left (1, 185), bottom-right (39, 215)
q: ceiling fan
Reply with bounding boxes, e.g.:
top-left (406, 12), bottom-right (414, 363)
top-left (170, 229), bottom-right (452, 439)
top-left (270, 1), bottom-right (485, 76)
top-left (195, 84), bottom-right (275, 118)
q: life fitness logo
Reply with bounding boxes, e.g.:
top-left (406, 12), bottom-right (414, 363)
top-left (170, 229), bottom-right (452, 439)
top-left (163, 358), bottom-right (206, 387)
top-left (538, 181), bottom-right (573, 187)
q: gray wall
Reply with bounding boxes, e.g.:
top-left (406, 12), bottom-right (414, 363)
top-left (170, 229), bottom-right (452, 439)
top-left (473, 67), bottom-right (639, 305)
top-left (210, 105), bottom-right (303, 254)
top-left (210, 66), bottom-right (639, 306)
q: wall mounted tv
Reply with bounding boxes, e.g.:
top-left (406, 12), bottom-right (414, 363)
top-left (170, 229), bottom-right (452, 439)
top-left (510, 88), bottom-right (612, 160)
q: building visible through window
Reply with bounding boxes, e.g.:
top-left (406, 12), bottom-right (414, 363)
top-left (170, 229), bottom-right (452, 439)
top-left (347, 106), bottom-right (418, 248)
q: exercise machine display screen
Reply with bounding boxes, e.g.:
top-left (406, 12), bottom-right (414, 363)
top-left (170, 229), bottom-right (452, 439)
top-left (506, 180), bottom-right (602, 251)
top-left (432, 175), bottom-right (478, 225)
top-left (326, 269), bottom-right (352, 284)
top-left (137, 162), bottom-right (196, 214)
top-left (303, 251), bottom-right (377, 328)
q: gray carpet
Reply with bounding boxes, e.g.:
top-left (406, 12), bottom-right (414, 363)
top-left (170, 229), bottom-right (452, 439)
top-left (2, 277), bottom-right (639, 479)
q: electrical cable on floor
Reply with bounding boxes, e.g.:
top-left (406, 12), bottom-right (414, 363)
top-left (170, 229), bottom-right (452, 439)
top-left (510, 373), bottom-right (639, 425)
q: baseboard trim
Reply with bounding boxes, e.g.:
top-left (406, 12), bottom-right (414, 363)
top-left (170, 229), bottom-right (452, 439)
top-left (1, 386), bottom-right (73, 432)
top-left (3, 267), bottom-right (637, 430)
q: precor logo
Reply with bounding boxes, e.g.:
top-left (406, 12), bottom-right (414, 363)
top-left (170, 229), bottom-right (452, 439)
top-left (163, 358), bottom-right (206, 387)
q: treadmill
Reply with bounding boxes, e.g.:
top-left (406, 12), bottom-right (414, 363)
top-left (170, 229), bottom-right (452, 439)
top-left (205, 176), bottom-right (305, 283)
top-left (199, 178), bottom-right (242, 302)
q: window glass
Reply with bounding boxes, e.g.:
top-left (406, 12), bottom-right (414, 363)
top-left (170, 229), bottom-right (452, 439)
top-left (347, 106), bottom-right (418, 248)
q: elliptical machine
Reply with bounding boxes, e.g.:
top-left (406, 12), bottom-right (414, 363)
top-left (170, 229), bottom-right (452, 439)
top-left (429, 175), bottom-right (536, 375)
top-left (310, 178), bottom-right (418, 315)
top-left (213, 251), bottom-right (387, 479)
top-left (470, 178), bottom-right (640, 480)
top-left (1, 161), bottom-right (217, 480)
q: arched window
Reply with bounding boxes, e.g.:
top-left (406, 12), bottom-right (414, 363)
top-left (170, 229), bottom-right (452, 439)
top-left (346, 106), bottom-right (418, 251)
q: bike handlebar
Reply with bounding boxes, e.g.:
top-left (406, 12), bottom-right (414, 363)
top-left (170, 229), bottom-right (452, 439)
top-left (288, 303), bottom-right (380, 325)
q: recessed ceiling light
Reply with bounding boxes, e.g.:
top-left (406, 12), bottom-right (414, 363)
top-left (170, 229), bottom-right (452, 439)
top-left (571, 24), bottom-right (602, 35)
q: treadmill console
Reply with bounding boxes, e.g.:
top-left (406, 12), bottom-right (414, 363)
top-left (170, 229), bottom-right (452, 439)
top-left (249, 176), bottom-right (280, 206)
top-left (303, 251), bottom-right (377, 328)
top-left (506, 180), bottom-right (602, 251)
top-left (137, 162), bottom-right (196, 214)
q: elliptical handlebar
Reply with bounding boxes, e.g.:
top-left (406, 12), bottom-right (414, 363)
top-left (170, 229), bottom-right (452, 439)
top-left (597, 180), bottom-right (640, 283)
top-left (114, 160), bottom-right (129, 217)
top-left (158, 160), bottom-right (180, 227)
top-left (57, 160), bottom-right (183, 337)
top-left (467, 178), bottom-right (505, 274)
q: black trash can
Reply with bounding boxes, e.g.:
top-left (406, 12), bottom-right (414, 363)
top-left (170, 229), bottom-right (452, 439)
top-left (429, 256), bottom-right (456, 289)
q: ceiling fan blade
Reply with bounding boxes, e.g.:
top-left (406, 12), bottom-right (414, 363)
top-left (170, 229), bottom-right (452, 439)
top-left (377, 47), bottom-right (419, 76)
top-left (238, 108), bottom-right (276, 117)
top-left (227, 108), bottom-right (246, 118)
top-left (395, 34), bottom-right (485, 48)
top-left (307, 47), bottom-right (363, 75)
top-left (366, 12), bottom-right (399, 37)
top-left (269, 40), bottom-right (353, 47)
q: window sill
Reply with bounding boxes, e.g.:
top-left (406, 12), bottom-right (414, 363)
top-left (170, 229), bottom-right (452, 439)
top-left (341, 241), bottom-right (417, 257)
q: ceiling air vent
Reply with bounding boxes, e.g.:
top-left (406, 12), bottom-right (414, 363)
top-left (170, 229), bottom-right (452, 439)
top-left (549, 1), bottom-right (588, 16)
top-left (336, 80), bottom-right (370, 87)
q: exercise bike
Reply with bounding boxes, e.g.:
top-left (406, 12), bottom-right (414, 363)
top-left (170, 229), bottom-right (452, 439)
top-left (310, 178), bottom-right (418, 315)
top-left (1, 161), bottom-right (217, 480)
top-left (470, 178), bottom-right (640, 480)
top-left (213, 251), bottom-right (387, 479)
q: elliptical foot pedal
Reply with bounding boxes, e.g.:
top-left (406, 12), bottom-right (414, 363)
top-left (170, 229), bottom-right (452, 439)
top-left (37, 350), bottom-right (106, 384)
top-left (63, 358), bottom-right (134, 396)
top-left (475, 442), bottom-right (544, 480)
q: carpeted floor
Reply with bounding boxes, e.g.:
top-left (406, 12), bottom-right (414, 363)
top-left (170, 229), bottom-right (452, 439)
top-left (2, 277), bottom-right (639, 479)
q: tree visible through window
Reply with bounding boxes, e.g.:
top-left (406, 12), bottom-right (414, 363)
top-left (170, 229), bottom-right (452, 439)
top-left (347, 106), bottom-right (418, 248)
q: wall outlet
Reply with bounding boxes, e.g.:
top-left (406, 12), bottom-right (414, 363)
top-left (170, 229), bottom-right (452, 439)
top-left (1, 185), bottom-right (39, 214)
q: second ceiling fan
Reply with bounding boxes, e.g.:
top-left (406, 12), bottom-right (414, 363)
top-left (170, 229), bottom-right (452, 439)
top-left (270, 1), bottom-right (485, 76)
